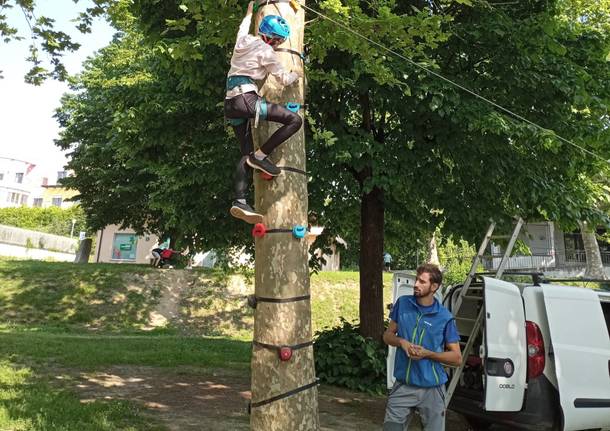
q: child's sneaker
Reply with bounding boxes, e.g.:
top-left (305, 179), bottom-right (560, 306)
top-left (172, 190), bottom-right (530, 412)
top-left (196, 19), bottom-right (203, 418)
top-left (247, 154), bottom-right (281, 176)
top-left (230, 200), bottom-right (264, 224)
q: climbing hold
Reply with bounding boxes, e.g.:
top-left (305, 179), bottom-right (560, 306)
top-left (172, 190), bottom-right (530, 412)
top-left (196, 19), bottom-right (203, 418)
top-left (279, 346), bottom-right (293, 362)
top-left (247, 294), bottom-right (258, 309)
top-left (260, 172), bottom-right (274, 181)
top-left (286, 102), bottom-right (301, 113)
top-left (289, 0), bottom-right (300, 11)
top-left (292, 225), bottom-right (307, 239)
top-left (252, 223), bottom-right (267, 238)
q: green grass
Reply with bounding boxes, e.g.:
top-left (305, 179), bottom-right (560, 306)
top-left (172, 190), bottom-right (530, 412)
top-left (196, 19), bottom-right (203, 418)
top-left (0, 259), bottom-right (394, 428)
top-left (0, 361), bottom-right (165, 431)
top-left (0, 259), bottom-right (161, 330)
top-left (0, 329), bottom-right (250, 370)
top-left (0, 259), bottom-right (394, 336)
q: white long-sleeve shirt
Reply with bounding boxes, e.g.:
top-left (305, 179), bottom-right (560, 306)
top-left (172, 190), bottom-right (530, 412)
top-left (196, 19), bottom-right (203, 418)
top-left (226, 14), bottom-right (299, 98)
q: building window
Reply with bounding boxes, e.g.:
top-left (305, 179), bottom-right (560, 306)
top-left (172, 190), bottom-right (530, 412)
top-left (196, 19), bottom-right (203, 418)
top-left (112, 233), bottom-right (138, 261)
top-left (20, 195), bottom-right (28, 205)
top-left (32, 198), bottom-right (43, 207)
top-left (7, 192), bottom-right (20, 204)
top-left (57, 171), bottom-right (67, 181)
top-left (51, 197), bottom-right (63, 207)
top-left (15, 172), bottom-right (24, 184)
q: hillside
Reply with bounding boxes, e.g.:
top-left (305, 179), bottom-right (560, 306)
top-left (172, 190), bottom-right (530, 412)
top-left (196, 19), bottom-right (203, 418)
top-left (0, 259), bottom-right (393, 338)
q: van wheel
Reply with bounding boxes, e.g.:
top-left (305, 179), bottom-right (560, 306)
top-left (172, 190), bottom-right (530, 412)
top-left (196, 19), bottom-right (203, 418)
top-left (464, 416), bottom-right (492, 430)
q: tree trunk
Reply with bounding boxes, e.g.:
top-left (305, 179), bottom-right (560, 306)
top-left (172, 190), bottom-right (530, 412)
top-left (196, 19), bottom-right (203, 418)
top-left (359, 185), bottom-right (385, 341)
top-left (579, 221), bottom-right (607, 280)
top-left (250, 3), bottom-right (319, 430)
top-left (74, 238), bottom-right (92, 263)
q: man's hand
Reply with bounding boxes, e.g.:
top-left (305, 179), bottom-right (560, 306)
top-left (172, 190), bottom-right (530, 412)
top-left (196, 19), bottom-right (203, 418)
top-left (407, 344), bottom-right (431, 361)
top-left (247, 1), bottom-right (255, 15)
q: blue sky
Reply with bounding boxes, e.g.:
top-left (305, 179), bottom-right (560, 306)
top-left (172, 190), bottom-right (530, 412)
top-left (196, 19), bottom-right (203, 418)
top-left (0, 0), bottom-right (115, 180)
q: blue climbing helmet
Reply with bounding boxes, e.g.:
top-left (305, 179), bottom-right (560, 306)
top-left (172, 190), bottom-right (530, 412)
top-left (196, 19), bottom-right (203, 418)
top-left (258, 15), bottom-right (290, 42)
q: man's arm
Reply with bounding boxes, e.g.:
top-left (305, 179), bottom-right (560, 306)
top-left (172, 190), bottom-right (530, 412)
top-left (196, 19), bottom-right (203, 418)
top-left (383, 319), bottom-right (413, 354)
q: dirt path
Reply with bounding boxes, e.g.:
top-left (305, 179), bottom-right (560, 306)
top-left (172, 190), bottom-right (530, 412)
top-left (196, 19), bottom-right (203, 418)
top-left (53, 365), bottom-right (472, 430)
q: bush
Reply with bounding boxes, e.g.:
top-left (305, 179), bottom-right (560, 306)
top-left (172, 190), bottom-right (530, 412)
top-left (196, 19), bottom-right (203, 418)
top-left (314, 319), bottom-right (387, 394)
top-left (0, 206), bottom-right (88, 237)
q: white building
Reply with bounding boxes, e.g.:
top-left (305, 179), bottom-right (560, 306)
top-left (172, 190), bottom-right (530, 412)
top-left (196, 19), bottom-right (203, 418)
top-left (0, 156), bottom-right (38, 207)
top-left (0, 156), bottom-right (75, 209)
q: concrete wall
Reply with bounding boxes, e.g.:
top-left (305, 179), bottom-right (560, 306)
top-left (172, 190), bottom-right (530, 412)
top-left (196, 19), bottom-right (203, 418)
top-left (0, 224), bottom-right (78, 253)
top-left (0, 242), bottom-right (75, 261)
top-left (94, 225), bottom-right (159, 264)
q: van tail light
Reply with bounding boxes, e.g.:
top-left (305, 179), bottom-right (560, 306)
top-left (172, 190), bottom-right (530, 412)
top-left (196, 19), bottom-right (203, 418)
top-left (526, 320), bottom-right (545, 379)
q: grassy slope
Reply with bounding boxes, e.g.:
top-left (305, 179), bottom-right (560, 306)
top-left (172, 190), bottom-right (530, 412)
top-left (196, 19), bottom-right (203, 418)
top-left (0, 259), bottom-right (392, 429)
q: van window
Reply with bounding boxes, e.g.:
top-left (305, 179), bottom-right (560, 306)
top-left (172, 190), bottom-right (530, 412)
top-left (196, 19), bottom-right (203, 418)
top-left (601, 301), bottom-right (610, 340)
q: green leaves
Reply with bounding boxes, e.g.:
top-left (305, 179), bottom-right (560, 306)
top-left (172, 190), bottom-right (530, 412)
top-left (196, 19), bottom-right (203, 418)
top-left (314, 319), bottom-right (387, 394)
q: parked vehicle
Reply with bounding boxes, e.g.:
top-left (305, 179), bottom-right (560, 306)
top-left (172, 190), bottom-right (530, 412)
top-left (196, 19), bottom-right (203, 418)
top-left (387, 271), bottom-right (610, 431)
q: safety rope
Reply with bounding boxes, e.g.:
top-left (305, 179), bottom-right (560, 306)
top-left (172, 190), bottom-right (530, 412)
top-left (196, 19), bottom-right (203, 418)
top-left (274, 47), bottom-right (305, 61)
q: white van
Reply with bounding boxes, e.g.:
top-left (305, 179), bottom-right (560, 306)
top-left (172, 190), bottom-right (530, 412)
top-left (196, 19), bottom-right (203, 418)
top-left (387, 272), bottom-right (610, 431)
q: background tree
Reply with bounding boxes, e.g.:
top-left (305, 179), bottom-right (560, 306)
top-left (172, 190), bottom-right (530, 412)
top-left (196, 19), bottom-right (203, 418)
top-left (48, 0), bottom-right (609, 340)
top-left (305, 0), bottom-right (610, 339)
top-left (56, 9), bottom-right (248, 252)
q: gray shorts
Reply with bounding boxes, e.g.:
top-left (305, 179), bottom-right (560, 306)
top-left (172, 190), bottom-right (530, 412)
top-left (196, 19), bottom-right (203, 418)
top-left (383, 381), bottom-right (446, 431)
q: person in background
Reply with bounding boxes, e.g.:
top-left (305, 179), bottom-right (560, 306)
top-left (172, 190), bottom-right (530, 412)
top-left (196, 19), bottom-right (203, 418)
top-left (384, 251), bottom-right (393, 271)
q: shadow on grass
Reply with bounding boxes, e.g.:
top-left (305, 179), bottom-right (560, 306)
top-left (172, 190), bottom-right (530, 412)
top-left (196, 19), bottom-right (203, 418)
top-left (0, 361), bottom-right (166, 431)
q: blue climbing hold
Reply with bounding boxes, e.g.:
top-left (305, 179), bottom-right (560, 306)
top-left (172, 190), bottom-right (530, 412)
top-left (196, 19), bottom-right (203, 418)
top-left (292, 225), bottom-right (307, 239)
top-left (286, 102), bottom-right (301, 113)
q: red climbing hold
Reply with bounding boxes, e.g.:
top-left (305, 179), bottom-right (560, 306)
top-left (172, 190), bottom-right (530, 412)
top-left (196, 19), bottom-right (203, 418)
top-left (252, 223), bottom-right (267, 238)
top-left (260, 172), bottom-right (274, 181)
top-left (279, 347), bottom-right (293, 362)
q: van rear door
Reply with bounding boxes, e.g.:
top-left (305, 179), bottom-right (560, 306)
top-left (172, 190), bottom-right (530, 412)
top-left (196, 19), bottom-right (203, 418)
top-left (483, 277), bottom-right (527, 411)
top-left (542, 285), bottom-right (610, 431)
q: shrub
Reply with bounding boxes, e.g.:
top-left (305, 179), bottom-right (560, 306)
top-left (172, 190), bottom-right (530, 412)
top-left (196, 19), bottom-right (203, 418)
top-left (0, 206), bottom-right (88, 237)
top-left (314, 319), bottom-right (387, 394)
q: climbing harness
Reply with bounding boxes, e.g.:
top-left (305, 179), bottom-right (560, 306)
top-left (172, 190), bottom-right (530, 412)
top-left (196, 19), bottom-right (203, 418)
top-left (254, 97), bottom-right (269, 128)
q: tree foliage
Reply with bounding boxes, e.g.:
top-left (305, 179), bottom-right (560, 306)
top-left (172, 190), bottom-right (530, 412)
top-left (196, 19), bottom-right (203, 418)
top-left (13, 0), bottom-right (606, 335)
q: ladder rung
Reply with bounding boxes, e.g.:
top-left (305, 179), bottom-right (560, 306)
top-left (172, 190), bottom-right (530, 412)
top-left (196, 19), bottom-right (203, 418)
top-left (461, 295), bottom-right (483, 301)
top-left (490, 234), bottom-right (511, 239)
top-left (455, 316), bottom-right (477, 323)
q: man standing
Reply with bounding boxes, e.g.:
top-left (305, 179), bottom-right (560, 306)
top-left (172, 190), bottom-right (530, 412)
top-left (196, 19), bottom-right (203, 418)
top-left (383, 264), bottom-right (462, 431)
top-left (384, 251), bottom-right (392, 271)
